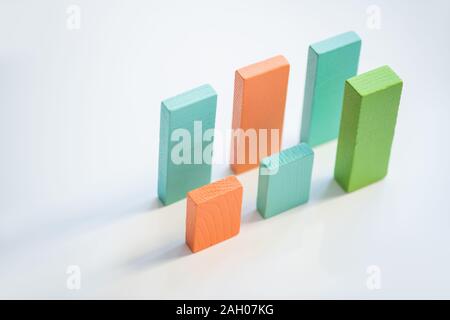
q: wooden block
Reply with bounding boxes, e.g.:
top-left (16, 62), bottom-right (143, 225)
top-left (230, 55), bottom-right (290, 174)
top-left (157, 84), bottom-right (217, 205)
top-left (186, 176), bottom-right (243, 253)
top-left (257, 143), bottom-right (314, 218)
top-left (334, 65), bottom-right (403, 192)
top-left (300, 31), bottom-right (361, 147)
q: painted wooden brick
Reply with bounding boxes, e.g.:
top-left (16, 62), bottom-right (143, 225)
top-left (300, 31), bottom-right (361, 147)
top-left (257, 143), bottom-right (314, 219)
top-left (334, 65), bottom-right (403, 192)
top-left (157, 84), bottom-right (217, 205)
top-left (186, 176), bottom-right (243, 253)
top-left (230, 55), bottom-right (290, 174)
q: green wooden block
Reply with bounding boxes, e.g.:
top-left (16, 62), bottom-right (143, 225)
top-left (334, 65), bottom-right (403, 192)
top-left (300, 31), bottom-right (361, 147)
top-left (257, 143), bottom-right (314, 218)
top-left (157, 84), bottom-right (217, 205)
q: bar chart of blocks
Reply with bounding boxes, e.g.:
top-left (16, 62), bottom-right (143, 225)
top-left (5, 0), bottom-right (450, 300)
top-left (157, 31), bottom-right (403, 253)
top-left (4, 0), bottom-right (450, 300)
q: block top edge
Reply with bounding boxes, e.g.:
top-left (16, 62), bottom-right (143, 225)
top-left (188, 176), bottom-right (242, 205)
top-left (347, 65), bottom-right (403, 96)
top-left (260, 143), bottom-right (314, 171)
top-left (162, 84), bottom-right (217, 112)
top-left (310, 31), bottom-right (361, 55)
top-left (237, 55), bottom-right (289, 79)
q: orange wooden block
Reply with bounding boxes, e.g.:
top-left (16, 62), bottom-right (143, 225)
top-left (230, 55), bottom-right (290, 174)
top-left (186, 176), bottom-right (243, 253)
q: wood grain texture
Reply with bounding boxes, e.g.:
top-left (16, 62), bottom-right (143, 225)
top-left (186, 176), bottom-right (243, 253)
top-left (257, 143), bottom-right (314, 218)
top-left (157, 84), bottom-right (217, 205)
top-left (230, 55), bottom-right (290, 174)
top-left (300, 31), bottom-right (361, 147)
top-left (334, 65), bottom-right (403, 192)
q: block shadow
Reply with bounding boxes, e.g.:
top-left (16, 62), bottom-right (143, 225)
top-left (310, 176), bottom-right (346, 203)
top-left (3, 194), bottom-right (165, 257)
top-left (127, 241), bottom-right (191, 271)
top-left (241, 209), bottom-right (264, 224)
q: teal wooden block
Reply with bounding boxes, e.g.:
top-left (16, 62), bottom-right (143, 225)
top-left (257, 143), bottom-right (314, 218)
top-left (300, 31), bottom-right (361, 147)
top-left (157, 84), bottom-right (217, 205)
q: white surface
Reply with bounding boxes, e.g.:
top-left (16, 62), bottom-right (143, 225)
top-left (1, 0), bottom-right (450, 299)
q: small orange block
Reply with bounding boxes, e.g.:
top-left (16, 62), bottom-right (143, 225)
top-left (186, 176), bottom-right (243, 253)
top-left (230, 55), bottom-right (290, 174)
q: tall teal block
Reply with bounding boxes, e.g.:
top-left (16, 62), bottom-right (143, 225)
top-left (157, 84), bottom-right (217, 205)
top-left (257, 143), bottom-right (314, 218)
top-left (300, 31), bottom-right (361, 147)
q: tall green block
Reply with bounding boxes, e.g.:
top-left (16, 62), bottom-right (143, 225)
top-left (334, 65), bottom-right (403, 192)
top-left (157, 84), bottom-right (217, 205)
top-left (300, 31), bottom-right (361, 147)
top-left (257, 143), bottom-right (314, 218)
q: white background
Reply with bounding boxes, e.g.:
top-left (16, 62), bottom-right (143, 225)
top-left (1, 0), bottom-right (449, 299)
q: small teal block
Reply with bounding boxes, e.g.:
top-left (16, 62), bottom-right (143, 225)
top-left (157, 84), bottom-right (217, 205)
top-left (257, 143), bottom-right (314, 218)
top-left (300, 31), bottom-right (361, 147)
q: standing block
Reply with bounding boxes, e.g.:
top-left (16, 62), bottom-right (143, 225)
top-left (157, 84), bottom-right (217, 205)
top-left (186, 176), bottom-right (243, 253)
top-left (334, 65), bottom-right (403, 192)
top-left (257, 143), bottom-right (314, 219)
top-left (300, 31), bottom-right (361, 147)
top-left (230, 55), bottom-right (290, 174)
